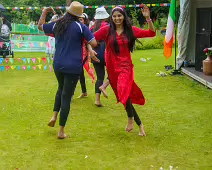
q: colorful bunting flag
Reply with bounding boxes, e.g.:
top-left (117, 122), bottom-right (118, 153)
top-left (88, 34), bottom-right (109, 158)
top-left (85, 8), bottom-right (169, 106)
top-left (27, 58), bottom-right (31, 64)
top-left (22, 58), bottom-right (27, 64)
top-left (5, 3), bottom-right (171, 11)
top-left (5, 58), bottom-right (9, 64)
top-left (6, 66), bottom-right (10, 71)
top-left (22, 66), bottom-right (26, 70)
top-left (47, 57), bottom-right (50, 64)
top-left (0, 66), bottom-right (5, 71)
top-left (42, 58), bottom-right (47, 64)
top-left (9, 58), bottom-right (14, 64)
top-left (32, 58), bottom-right (36, 63)
top-left (32, 66), bottom-right (37, 70)
top-left (11, 66), bottom-right (16, 70)
top-left (38, 65), bottom-right (42, 70)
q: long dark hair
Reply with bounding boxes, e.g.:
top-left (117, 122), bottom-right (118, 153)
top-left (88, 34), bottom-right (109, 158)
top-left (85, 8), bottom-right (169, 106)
top-left (109, 7), bottom-right (139, 54)
top-left (53, 12), bottom-right (78, 37)
top-left (93, 19), bottom-right (105, 32)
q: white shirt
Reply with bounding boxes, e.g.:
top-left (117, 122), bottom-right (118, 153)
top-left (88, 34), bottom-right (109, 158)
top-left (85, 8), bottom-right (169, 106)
top-left (1, 24), bottom-right (10, 37)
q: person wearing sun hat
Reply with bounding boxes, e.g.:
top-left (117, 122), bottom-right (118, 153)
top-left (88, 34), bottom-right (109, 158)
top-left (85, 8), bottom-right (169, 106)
top-left (94, 6), bottom-right (109, 20)
top-left (38, 1), bottom-right (99, 139)
top-left (90, 6), bottom-right (110, 107)
top-left (77, 12), bottom-right (96, 99)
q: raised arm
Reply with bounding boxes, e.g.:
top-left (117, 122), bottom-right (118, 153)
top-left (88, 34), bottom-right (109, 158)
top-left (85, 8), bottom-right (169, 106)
top-left (141, 4), bottom-right (155, 32)
top-left (132, 5), bottom-right (156, 38)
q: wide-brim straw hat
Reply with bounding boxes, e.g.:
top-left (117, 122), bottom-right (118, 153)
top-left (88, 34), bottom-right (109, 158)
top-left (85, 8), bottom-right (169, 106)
top-left (66, 1), bottom-right (84, 17)
top-left (94, 7), bottom-right (109, 20)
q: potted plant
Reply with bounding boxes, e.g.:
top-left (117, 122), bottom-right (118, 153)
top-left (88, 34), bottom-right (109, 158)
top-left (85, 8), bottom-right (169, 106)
top-left (203, 47), bottom-right (212, 75)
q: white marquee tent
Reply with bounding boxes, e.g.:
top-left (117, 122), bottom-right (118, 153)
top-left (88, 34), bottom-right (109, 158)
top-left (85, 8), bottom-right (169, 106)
top-left (177, 0), bottom-right (212, 69)
top-left (177, 0), bottom-right (212, 88)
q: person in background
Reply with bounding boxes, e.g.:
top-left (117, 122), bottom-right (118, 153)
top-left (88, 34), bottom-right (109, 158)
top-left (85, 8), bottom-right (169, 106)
top-left (0, 16), bottom-right (2, 31)
top-left (46, 14), bottom-right (59, 58)
top-left (77, 13), bottom-right (96, 98)
top-left (0, 14), bottom-right (12, 41)
top-left (98, 79), bottom-right (110, 98)
top-left (92, 5), bottom-right (156, 136)
top-left (90, 6), bottom-right (109, 107)
top-left (38, 1), bottom-right (99, 139)
top-left (89, 18), bottom-right (95, 29)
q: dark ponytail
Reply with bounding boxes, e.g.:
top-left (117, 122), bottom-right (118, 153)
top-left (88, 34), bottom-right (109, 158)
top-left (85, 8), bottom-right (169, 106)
top-left (54, 13), bottom-right (78, 37)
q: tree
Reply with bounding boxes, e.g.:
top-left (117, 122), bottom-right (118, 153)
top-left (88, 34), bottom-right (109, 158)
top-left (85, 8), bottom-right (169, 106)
top-left (66, 0), bottom-right (72, 6)
top-left (0, 0), bottom-right (171, 24)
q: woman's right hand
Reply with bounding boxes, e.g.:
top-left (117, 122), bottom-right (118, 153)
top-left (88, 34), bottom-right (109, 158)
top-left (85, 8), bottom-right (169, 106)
top-left (89, 49), bottom-right (100, 63)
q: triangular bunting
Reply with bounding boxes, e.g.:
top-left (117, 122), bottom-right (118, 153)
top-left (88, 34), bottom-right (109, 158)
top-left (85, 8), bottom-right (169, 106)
top-left (27, 58), bottom-right (31, 64)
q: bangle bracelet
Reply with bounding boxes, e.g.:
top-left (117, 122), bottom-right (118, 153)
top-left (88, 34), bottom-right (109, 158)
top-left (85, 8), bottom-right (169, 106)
top-left (146, 19), bottom-right (152, 22)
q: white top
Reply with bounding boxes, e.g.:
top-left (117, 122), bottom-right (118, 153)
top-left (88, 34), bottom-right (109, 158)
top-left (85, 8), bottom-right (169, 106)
top-left (1, 24), bottom-right (10, 37)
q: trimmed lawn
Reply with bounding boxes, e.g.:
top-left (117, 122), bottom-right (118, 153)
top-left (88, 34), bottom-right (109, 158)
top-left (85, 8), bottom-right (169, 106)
top-left (0, 50), bottom-right (212, 169)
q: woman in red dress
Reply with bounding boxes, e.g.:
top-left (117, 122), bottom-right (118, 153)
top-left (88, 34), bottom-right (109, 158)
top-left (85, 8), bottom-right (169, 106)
top-left (93, 5), bottom-right (155, 136)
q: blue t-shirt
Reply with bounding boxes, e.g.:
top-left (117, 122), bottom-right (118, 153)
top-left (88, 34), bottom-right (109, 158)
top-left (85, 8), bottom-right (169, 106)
top-left (43, 21), bottom-right (95, 74)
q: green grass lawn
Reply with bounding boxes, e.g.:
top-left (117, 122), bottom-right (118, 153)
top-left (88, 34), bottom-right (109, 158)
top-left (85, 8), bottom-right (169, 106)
top-left (0, 50), bottom-right (212, 170)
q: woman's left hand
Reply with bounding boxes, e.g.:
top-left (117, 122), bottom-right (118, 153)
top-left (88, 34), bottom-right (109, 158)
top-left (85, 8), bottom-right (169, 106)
top-left (43, 7), bottom-right (56, 15)
top-left (141, 4), bottom-right (150, 19)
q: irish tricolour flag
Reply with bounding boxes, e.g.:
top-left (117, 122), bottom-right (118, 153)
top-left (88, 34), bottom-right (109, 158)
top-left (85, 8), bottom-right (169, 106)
top-left (164, 0), bottom-right (176, 59)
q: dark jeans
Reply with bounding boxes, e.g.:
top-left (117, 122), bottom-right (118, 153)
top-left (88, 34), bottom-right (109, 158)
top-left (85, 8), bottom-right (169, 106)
top-left (79, 69), bottom-right (87, 93)
top-left (93, 62), bottom-right (105, 93)
top-left (53, 71), bottom-right (80, 126)
top-left (126, 98), bottom-right (142, 126)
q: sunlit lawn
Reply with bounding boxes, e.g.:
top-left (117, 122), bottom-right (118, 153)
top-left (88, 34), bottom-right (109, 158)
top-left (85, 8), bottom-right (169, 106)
top-left (0, 49), bottom-right (212, 169)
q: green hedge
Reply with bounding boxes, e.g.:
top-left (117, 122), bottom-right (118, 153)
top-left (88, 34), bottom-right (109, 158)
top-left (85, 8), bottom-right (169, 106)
top-left (135, 30), bottom-right (177, 51)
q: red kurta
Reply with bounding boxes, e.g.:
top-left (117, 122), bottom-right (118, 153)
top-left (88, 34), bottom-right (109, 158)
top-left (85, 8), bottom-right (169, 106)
top-left (82, 39), bottom-right (95, 83)
top-left (94, 26), bottom-right (156, 107)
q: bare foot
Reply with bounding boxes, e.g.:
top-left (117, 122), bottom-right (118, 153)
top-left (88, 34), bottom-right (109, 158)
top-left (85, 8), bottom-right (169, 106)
top-left (99, 86), bottom-right (108, 98)
top-left (48, 118), bottom-right (56, 127)
top-left (57, 133), bottom-right (67, 139)
top-left (125, 118), bottom-right (134, 132)
top-left (138, 124), bottom-right (146, 136)
top-left (94, 101), bottom-right (103, 107)
top-left (77, 93), bottom-right (88, 99)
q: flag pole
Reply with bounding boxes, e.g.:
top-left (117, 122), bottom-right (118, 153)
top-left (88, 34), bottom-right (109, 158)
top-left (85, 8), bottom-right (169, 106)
top-left (171, 0), bottom-right (182, 75)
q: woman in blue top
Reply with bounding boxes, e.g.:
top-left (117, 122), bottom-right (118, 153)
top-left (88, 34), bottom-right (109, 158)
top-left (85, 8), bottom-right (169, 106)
top-left (90, 6), bottom-right (110, 107)
top-left (38, 2), bottom-right (99, 139)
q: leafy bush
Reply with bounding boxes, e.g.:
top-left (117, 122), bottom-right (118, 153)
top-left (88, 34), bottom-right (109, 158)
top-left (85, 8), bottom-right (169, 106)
top-left (159, 17), bottom-right (168, 28)
top-left (135, 29), bottom-right (177, 51)
top-left (130, 8), bottom-right (140, 27)
top-left (135, 31), bottom-right (164, 50)
top-left (154, 19), bottom-right (160, 30)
